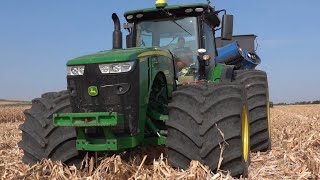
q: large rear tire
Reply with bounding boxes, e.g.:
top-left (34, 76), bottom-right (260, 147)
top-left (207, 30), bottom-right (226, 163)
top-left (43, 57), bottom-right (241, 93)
top-left (18, 91), bottom-right (83, 166)
top-left (166, 82), bottom-right (249, 177)
top-left (234, 70), bottom-right (271, 152)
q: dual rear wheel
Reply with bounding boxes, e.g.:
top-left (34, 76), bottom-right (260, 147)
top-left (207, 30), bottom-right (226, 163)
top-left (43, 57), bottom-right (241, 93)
top-left (166, 82), bottom-right (250, 177)
top-left (234, 70), bottom-right (271, 152)
top-left (166, 70), bottom-right (271, 177)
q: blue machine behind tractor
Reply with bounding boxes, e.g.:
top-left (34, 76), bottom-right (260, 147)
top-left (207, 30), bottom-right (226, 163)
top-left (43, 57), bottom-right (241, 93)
top-left (216, 36), bottom-right (261, 70)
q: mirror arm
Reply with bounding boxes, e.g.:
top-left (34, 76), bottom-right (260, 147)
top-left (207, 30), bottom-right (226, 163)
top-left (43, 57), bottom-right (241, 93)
top-left (215, 9), bottom-right (226, 15)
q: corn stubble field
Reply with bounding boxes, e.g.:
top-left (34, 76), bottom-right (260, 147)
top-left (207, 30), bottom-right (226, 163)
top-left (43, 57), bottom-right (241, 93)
top-left (0, 103), bottom-right (319, 179)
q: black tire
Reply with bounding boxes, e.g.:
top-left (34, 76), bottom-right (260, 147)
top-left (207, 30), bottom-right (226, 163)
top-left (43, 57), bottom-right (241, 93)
top-left (166, 82), bottom-right (250, 177)
top-left (18, 91), bottom-right (83, 166)
top-left (234, 70), bottom-right (271, 152)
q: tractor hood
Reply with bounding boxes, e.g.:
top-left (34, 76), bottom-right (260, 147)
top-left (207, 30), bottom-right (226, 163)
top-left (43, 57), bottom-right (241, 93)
top-left (67, 47), bottom-right (171, 66)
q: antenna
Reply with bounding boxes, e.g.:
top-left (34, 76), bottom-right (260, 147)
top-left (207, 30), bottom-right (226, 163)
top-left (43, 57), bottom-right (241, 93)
top-left (207, 0), bottom-right (212, 11)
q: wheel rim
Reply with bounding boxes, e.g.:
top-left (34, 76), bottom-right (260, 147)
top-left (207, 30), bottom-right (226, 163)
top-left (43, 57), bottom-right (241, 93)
top-left (241, 105), bottom-right (249, 162)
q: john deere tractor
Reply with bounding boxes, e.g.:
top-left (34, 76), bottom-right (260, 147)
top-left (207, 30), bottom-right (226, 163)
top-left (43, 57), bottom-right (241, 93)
top-left (18, 0), bottom-right (270, 177)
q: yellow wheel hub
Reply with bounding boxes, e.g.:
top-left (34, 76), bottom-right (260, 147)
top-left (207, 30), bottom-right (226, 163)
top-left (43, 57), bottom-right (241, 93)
top-left (242, 105), bottom-right (249, 162)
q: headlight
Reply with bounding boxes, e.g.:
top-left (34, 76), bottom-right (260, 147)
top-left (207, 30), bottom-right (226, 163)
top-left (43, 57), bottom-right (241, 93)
top-left (67, 66), bottom-right (85, 76)
top-left (99, 61), bottom-right (135, 74)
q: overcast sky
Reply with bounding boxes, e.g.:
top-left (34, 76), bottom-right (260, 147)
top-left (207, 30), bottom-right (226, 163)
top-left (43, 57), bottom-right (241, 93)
top-left (0, 0), bottom-right (319, 103)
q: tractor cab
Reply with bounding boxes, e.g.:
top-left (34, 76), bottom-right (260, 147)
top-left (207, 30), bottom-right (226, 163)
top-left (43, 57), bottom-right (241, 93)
top-left (122, 2), bottom-right (233, 79)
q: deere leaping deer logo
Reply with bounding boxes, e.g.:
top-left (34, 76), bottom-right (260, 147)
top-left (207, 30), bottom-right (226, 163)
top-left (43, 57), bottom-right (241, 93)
top-left (88, 86), bottom-right (98, 97)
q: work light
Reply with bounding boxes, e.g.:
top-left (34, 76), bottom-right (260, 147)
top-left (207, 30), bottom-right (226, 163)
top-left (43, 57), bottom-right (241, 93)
top-left (67, 66), bottom-right (85, 76)
top-left (99, 61), bottom-right (135, 74)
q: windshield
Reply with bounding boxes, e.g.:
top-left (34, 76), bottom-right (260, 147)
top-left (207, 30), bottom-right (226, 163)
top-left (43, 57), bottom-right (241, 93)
top-left (135, 17), bottom-right (198, 64)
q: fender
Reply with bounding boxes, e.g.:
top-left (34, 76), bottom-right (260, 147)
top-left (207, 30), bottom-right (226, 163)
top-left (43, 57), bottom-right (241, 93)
top-left (207, 63), bottom-right (235, 82)
top-left (220, 65), bottom-right (235, 82)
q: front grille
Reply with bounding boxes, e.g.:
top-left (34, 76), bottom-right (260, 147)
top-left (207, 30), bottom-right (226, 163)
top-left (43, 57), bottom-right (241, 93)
top-left (67, 61), bottom-right (139, 134)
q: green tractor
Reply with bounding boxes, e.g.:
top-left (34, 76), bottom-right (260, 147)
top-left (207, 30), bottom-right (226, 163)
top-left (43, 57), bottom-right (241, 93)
top-left (18, 0), bottom-right (271, 177)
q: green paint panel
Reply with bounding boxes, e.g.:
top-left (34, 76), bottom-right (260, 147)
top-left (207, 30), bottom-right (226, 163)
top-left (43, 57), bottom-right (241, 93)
top-left (64, 50), bottom-right (174, 151)
top-left (147, 110), bottom-right (168, 121)
top-left (208, 63), bottom-right (224, 82)
top-left (67, 47), bottom-right (168, 66)
top-left (76, 136), bottom-right (166, 151)
top-left (75, 125), bottom-right (165, 151)
top-left (143, 136), bottom-right (166, 146)
top-left (76, 135), bottom-right (141, 151)
top-left (53, 112), bottom-right (123, 127)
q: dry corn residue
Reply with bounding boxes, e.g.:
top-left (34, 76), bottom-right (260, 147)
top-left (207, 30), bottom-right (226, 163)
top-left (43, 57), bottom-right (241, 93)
top-left (0, 104), bottom-right (319, 179)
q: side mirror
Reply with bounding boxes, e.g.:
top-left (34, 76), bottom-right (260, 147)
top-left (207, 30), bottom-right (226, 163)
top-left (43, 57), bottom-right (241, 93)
top-left (221, 14), bottom-right (233, 40)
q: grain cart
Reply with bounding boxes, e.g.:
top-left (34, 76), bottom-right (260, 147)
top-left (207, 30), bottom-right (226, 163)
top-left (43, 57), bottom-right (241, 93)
top-left (19, 0), bottom-right (271, 177)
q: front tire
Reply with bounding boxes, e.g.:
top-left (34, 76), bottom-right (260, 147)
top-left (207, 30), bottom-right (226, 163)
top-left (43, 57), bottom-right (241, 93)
top-left (18, 91), bottom-right (83, 166)
top-left (166, 82), bottom-right (249, 177)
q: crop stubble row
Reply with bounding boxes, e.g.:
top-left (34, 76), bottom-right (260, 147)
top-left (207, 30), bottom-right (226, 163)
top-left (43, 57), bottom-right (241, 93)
top-left (0, 105), bottom-right (30, 123)
top-left (0, 105), bottom-right (319, 179)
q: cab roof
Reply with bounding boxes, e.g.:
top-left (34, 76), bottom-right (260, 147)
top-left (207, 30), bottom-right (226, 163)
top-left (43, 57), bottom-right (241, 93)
top-left (124, 3), bottom-right (216, 22)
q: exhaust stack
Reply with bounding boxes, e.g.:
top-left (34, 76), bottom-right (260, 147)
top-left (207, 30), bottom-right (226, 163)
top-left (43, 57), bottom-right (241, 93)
top-left (112, 13), bottom-right (122, 49)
